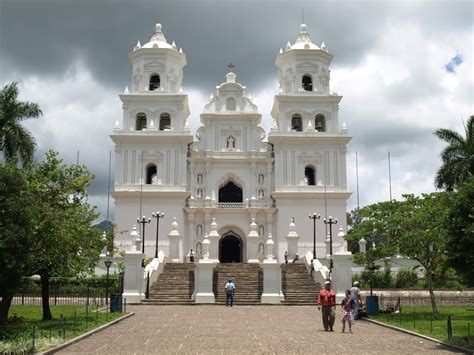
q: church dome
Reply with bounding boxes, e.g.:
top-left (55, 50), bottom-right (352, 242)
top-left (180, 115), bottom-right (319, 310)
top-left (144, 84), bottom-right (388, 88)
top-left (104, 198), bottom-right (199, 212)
top-left (289, 24), bottom-right (320, 50)
top-left (140, 23), bottom-right (173, 49)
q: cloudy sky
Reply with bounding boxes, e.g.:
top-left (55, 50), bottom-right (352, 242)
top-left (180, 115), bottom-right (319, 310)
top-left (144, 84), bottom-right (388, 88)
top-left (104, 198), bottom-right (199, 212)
top-left (1, 0), bottom-right (473, 221)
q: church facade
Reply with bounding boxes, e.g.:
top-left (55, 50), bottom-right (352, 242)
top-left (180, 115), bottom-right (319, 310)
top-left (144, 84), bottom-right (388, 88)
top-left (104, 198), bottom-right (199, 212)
top-left (112, 23), bottom-right (351, 263)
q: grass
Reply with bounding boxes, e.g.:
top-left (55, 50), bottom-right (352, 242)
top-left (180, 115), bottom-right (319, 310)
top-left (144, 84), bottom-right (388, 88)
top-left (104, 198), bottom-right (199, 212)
top-left (0, 304), bottom-right (125, 353)
top-left (371, 306), bottom-right (474, 350)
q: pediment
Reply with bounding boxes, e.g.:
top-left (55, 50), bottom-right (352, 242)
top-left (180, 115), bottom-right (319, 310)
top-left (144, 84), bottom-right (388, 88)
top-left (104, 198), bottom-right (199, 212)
top-left (296, 61), bottom-right (318, 70)
top-left (144, 61), bottom-right (166, 70)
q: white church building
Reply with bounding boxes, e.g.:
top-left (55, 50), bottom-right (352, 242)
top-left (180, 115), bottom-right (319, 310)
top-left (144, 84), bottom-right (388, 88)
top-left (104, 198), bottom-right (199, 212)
top-left (112, 22), bottom-right (351, 265)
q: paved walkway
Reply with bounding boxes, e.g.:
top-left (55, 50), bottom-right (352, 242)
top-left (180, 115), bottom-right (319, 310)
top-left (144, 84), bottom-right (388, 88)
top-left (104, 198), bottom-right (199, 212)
top-left (56, 305), bottom-right (460, 354)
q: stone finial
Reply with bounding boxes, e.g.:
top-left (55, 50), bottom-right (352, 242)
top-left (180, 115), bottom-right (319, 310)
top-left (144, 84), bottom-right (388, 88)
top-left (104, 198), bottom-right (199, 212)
top-left (114, 120), bottom-right (120, 130)
top-left (169, 217), bottom-right (179, 235)
top-left (321, 41), bottom-right (327, 52)
top-left (134, 40), bottom-right (141, 51)
top-left (306, 119), bottom-right (313, 131)
top-left (341, 121), bottom-right (348, 133)
top-left (359, 237), bottom-right (367, 253)
top-left (325, 232), bottom-right (331, 258)
top-left (248, 218), bottom-right (259, 238)
top-left (101, 231), bottom-right (108, 256)
top-left (279, 48), bottom-right (283, 54)
top-left (171, 40), bottom-right (177, 50)
top-left (124, 85), bottom-right (129, 94)
top-left (130, 224), bottom-right (141, 252)
top-left (338, 226), bottom-right (347, 252)
top-left (209, 218), bottom-right (220, 239)
top-left (202, 233), bottom-right (210, 259)
top-left (149, 120), bottom-right (155, 129)
top-left (266, 233), bottom-right (275, 259)
top-left (286, 41), bottom-right (291, 51)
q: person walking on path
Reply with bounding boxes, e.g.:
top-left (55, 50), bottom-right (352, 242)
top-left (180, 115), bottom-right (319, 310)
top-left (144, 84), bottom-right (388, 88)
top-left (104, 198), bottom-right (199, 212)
top-left (318, 280), bottom-right (336, 331)
top-left (341, 289), bottom-right (355, 333)
top-left (350, 281), bottom-right (361, 320)
top-left (225, 278), bottom-right (235, 307)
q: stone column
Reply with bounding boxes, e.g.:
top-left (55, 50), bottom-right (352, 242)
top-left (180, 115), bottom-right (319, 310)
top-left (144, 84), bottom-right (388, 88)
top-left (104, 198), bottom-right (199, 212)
top-left (187, 211), bottom-right (195, 253)
top-left (285, 218), bottom-right (299, 260)
top-left (247, 217), bottom-right (260, 263)
top-left (167, 217), bottom-right (182, 263)
top-left (122, 225), bottom-right (145, 304)
top-left (194, 233), bottom-right (217, 303)
top-left (208, 218), bottom-right (220, 262)
top-left (261, 234), bottom-right (282, 303)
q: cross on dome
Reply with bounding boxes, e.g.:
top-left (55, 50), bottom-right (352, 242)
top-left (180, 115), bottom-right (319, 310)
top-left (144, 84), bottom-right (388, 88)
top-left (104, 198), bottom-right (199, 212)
top-left (227, 63), bottom-right (235, 72)
top-left (296, 24), bottom-right (312, 44)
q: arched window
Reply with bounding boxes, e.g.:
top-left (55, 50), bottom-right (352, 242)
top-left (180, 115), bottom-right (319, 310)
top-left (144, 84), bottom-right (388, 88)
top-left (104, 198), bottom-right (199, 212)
top-left (159, 113), bottom-right (171, 131)
top-left (226, 97), bottom-right (236, 111)
top-left (305, 165), bottom-right (316, 186)
top-left (302, 74), bottom-right (313, 91)
top-left (136, 113), bottom-right (147, 131)
top-left (146, 164), bottom-right (157, 184)
top-left (149, 74), bottom-right (160, 91)
top-left (218, 181), bottom-right (243, 203)
top-left (315, 114), bottom-right (326, 132)
top-left (291, 114), bottom-right (303, 132)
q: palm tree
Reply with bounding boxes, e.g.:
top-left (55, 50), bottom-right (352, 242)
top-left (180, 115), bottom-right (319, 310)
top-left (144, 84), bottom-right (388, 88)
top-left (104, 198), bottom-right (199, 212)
top-left (434, 115), bottom-right (474, 190)
top-left (0, 81), bottom-right (42, 165)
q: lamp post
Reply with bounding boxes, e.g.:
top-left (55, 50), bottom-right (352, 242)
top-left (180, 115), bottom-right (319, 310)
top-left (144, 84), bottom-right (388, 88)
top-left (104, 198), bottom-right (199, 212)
top-left (323, 216), bottom-right (338, 273)
top-left (104, 259), bottom-right (112, 306)
top-left (137, 216), bottom-right (151, 267)
top-left (308, 213), bottom-right (320, 260)
top-left (152, 211), bottom-right (165, 258)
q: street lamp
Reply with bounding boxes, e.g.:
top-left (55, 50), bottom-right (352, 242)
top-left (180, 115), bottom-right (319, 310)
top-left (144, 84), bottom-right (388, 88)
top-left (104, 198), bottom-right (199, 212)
top-left (104, 259), bottom-right (112, 306)
top-left (152, 211), bottom-right (165, 258)
top-left (137, 216), bottom-right (151, 267)
top-left (308, 213), bottom-right (320, 260)
top-left (323, 216), bottom-right (338, 273)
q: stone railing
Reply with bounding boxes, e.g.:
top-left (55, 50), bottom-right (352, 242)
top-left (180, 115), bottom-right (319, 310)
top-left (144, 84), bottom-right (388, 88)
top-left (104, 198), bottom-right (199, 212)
top-left (143, 250), bottom-right (167, 293)
top-left (217, 202), bottom-right (247, 209)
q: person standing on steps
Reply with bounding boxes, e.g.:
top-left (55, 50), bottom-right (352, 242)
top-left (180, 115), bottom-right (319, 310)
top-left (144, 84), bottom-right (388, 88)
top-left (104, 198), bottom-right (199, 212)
top-left (284, 251), bottom-right (288, 264)
top-left (318, 280), bottom-right (336, 331)
top-left (225, 278), bottom-right (235, 307)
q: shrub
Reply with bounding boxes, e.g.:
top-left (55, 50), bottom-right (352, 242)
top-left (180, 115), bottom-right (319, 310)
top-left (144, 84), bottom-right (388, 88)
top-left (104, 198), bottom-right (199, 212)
top-left (394, 269), bottom-right (418, 288)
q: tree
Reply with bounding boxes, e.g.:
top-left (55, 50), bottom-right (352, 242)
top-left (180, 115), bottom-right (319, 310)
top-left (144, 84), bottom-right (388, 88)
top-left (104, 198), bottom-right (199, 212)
top-left (28, 150), bottom-right (103, 320)
top-left (434, 115), bottom-right (474, 190)
top-left (445, 175), bottom-right (474, 286)
top-left (0, 161), bottom-right (36, 322)
top-left (0, 82), bottom-right (42, 165)
top-left (395, 193), bottom-right (450, 318)
top-left (347, 194), bottom-right (450, 318)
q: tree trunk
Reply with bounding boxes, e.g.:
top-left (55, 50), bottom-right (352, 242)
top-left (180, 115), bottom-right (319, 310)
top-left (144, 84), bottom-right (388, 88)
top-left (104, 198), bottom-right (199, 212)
top-left (427, 269), bottom-right (440, 319)
top-left (41, 274), bottom-right (53, 321)
top-left (0, 294), bottom-right (13, 324)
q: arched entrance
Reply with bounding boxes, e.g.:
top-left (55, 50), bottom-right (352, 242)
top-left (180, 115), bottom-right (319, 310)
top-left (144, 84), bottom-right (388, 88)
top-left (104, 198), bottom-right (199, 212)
top-left (219, 231), bottom-right (242, 263)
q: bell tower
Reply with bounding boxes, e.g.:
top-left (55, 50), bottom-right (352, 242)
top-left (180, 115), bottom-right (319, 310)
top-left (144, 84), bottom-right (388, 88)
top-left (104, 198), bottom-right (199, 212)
top-left (112, 23), bottom-right (192, 254)
top-left (269, 24), bottom-right (351, 258)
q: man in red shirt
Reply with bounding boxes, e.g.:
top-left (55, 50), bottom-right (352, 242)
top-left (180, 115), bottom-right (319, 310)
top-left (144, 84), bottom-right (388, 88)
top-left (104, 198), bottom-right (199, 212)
top-left (317, 280), bottom-right (336, 331)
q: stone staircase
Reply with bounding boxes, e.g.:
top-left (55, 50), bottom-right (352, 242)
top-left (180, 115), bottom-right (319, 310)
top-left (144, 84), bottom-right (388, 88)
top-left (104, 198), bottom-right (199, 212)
top-left (281, 263), bottom-right (321, 305)
top-left (143, 263), bottom-right (196, 305)
top-left (213, 263), bottom-right (263, 305)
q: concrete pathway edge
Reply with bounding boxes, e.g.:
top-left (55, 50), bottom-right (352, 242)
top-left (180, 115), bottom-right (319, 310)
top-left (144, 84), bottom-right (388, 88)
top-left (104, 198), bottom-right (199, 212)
top-left (40, 312), bottom-right (135, 355)
top-left (363, 317), bottom-right (473, 354)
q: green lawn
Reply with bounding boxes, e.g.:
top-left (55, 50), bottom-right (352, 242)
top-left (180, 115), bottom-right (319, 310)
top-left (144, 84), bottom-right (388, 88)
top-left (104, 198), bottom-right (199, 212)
top-left (0, 305), bottom-right (125, 353)
top-left (371, 306), bottom-right (474, 350)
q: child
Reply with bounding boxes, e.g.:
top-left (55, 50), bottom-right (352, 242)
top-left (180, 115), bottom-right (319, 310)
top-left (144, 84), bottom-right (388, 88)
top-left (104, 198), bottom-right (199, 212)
top-left (341, 289), bottom-right (355, 333)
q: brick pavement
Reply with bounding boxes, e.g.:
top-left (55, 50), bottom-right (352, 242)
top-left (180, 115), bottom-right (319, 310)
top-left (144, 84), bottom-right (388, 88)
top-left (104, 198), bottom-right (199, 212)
top-left (55, 305), bottom-right (461, 354)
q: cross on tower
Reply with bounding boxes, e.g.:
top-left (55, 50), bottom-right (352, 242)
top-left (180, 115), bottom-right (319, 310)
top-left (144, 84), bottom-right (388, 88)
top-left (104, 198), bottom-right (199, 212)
top-left (227, 63), bottom-right (235, 72)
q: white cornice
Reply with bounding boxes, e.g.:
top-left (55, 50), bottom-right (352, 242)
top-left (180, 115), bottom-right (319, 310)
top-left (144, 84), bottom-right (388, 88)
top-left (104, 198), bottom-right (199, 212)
top-left (112, 190), bottom-right (190, 199)
top-left (268, 133), bottom-right (351, 145)
top-left (271, 191), bottom-right (351, 200)
top-left (110, 133), bottom-right (193, 144)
